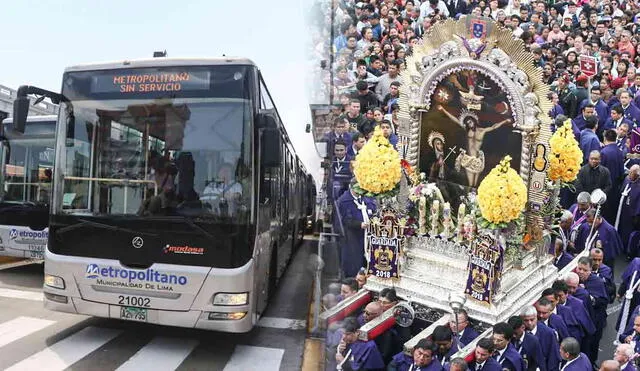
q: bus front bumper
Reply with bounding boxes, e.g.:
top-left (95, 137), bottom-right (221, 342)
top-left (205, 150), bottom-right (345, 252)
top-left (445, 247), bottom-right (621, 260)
top-left (43, 292), bottom-right (255, 333)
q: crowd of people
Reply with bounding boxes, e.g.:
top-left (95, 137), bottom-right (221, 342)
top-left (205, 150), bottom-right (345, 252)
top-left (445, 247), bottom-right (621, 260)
top-left (312, 0), bottom-right (640, 369)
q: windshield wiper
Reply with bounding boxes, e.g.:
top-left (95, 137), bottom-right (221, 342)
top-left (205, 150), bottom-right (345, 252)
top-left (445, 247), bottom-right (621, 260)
top-left (57, 218), bottom-right (159, 237)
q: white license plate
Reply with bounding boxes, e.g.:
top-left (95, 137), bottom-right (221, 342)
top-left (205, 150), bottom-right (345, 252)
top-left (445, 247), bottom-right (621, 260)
top-left (120, 306), bottom-right (148, 322)
top-left (29, 251), bottom-right (44, 259)
top-left (27, 244), bottom-right (45, 251)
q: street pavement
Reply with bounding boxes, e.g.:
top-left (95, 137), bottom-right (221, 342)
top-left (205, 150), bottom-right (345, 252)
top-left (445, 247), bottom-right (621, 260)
top-left (598, 255), bottom-right (632, 364)
top-left (0, 238), bottom-right (317, 371)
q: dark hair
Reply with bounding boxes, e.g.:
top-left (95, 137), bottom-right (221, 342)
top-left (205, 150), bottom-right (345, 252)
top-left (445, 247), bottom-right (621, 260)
top-left (536, 297), bottom-right (553, 307)
top-left (493, 322), bottom-right (514, 339)
top-left (477, 338), bottom-right (495, 353)
top-left (507, 316), bottom-right (524, 329)
top-left (343, 317), bottom-right (360, 333)
top-left (585, 116), bottom-right (598, 130)
top-left (414, 338), bottom-right (437, 352)
top-left (382, 288), bottom-right (399, 302)
top-left (342, 277), bottom-right (358, 292)
top-left (611, 105), bottom-right (624, 115)
top-left (604, 129), bottom-right (617, 142)
top-left (351, 132), bottom-right (363, 142)
top-left (334, 139), bottom-right (347, 149)
top-left (552, 280), bottom-right (569, 294)
top-left (577, 256), bottom-right (593, 267)
top-left (432, 325), bottom-right (453, 341)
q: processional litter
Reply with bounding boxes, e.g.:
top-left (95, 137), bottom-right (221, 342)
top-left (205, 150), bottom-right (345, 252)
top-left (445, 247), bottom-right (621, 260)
top-left (321, 15), bottom-right (595, 356)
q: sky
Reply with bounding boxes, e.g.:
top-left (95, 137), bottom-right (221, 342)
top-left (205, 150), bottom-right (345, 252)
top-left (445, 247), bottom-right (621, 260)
top-left (2, 0), bottom-right (321, 180)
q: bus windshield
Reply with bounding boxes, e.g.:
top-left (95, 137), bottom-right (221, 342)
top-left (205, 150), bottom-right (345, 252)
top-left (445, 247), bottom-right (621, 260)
top-left (1, 120), bottom-right (56, 205)
top-left (55, 97), bottom-right (252, 221)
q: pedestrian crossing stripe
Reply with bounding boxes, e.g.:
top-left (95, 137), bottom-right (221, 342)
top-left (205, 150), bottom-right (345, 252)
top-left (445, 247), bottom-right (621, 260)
top-left (116, 337), bottom-right (199, 371)
top-left (0, 317), bottom-right (55, 348)
top-left (6, 326), bottom-right (122, 371)
top-left (0, 317), bottom-right (286, 370)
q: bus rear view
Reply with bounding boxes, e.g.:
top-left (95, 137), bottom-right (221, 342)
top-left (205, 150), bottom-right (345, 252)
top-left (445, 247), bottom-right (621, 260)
top-left (0, 115), bottom-right (55, 259)
top-left (38, 59), bottom-right (264, 332)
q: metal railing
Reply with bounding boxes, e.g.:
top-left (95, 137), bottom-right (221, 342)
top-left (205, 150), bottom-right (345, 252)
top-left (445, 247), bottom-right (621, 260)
top-left (64, 176), bottom-right (158, 213)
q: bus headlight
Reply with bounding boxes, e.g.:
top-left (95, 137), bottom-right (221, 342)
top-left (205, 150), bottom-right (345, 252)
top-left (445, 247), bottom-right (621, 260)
top-left (212, 292), bottom-right (248, 306)
top-left (44, 274), bottom-right (65, 289)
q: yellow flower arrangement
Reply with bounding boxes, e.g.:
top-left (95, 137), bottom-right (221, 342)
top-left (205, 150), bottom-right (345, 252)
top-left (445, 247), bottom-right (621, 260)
top-left (548, 120), bottom-right (583, 183)
top-left (353, 126), bottom-right (402, 196)
top-left (477, 156), bottom-right (528, 226)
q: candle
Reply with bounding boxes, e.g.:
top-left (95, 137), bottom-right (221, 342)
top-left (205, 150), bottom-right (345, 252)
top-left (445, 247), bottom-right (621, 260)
top-left (457, 204), bottom-right (466, 242)
top-left (419, 196), bottom-right (427, 235)
top-left (431, 200), bottom-right (440, 236)
top-left (442, 202), bottom-right (452, 239)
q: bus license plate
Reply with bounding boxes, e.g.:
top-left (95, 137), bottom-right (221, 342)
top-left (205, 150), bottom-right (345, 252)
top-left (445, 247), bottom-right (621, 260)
top-left (29, 251), bottom-right (44, 259)
top-left (120, 306), bottom-right (148, 322)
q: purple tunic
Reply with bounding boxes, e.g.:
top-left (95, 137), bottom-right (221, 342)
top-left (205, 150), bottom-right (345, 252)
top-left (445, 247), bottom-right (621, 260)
top-left (344, 340), bottom-right (386, 370)
top-left (617, 177), bottom-right (640, 248)
top-left (574, 219), bottom-right (623, 261)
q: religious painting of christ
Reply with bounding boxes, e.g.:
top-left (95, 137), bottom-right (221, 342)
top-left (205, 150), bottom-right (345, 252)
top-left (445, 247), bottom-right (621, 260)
top-left (419, 69), bottom-right (522, 198)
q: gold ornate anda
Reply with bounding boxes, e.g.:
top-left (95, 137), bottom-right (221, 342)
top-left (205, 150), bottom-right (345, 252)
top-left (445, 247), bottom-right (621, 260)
top-left (397, 15), bottom-right (555, 262)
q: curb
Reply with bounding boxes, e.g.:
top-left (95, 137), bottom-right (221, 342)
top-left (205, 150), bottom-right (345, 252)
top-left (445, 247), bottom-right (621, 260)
top-left (301, 241), bottom-right (325, 371)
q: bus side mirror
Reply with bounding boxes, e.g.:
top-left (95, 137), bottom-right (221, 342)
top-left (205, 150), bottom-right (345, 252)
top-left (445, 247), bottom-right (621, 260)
top-left (256, 112), bottom-right (277, 129)
top-left (12, 96), bottom-right (30, 134)
top-left (261, 128), bottom-right (281, 167)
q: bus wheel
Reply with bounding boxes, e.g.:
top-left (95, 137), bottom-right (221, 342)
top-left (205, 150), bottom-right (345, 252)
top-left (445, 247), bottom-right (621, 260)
top-left (268, 246), bottom-right (278, 300)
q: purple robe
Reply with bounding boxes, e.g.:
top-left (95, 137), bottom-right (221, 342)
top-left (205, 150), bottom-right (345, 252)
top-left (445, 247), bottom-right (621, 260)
top-left (553, 251), bottom-right (574, 271)
top-left (583, 273), bottom-right (609, 328)
top-left (574, 219), bottom-right (623, 261)
top-left (560, 296), bottom-right (596, 338)
top-left (562, 353), bottom-right (592, 370)
top-left (469, 358), bottom-right (502, 371)
top-left (622, 362), bottom-right (638, 371)
top-left (497, 344), bottom-right (526, 371)
top-left (344, 340), bottom-right (386, 371)
top-left (533, 322), bottom-right (561, 371)
top-left (621, 304), bottom-right (640, 334)
top-left (459, 327), bottom-right (479, 347)
top-left (555, 305), bottom-right (582, 343)
top-left (330, 155), bottom-right (353, 201)
top-left (617, 258), bottom-right (640, 330)
top-left (618, 177), bottom-right (640, 249)
top-left (512, 332), bottom-right (545, 371)
top-left (546, 314), bottom-right (569, 341)
top-left (337, 191), bottom-right (376, 277)
top-left (388, 352), bottom-right (444, 371)
top-left (600, 143), bottom-right (625, 185)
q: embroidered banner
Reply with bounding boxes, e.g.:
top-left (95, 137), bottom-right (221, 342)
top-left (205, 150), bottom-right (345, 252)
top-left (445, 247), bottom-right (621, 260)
top-left (464, 232), bottom-right (504, 304)
top-left (366, 208), bottom-right (406, 280)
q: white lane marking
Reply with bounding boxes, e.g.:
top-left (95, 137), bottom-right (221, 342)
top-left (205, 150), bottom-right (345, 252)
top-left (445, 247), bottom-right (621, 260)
top-left (258, 316), bottom-right (307, 330)
top-left (0, 317), bottom-right (55, 348)
top-left (116, 337), bottom-right (199, 371)
top-left (222, 345), bottom-right (284, 371)
top-left (0, 288), bottom-right (43, 301)
top-left (6, 326), bottom-right (122, 371)
top-left (607, 302), bottom-right (623, 315)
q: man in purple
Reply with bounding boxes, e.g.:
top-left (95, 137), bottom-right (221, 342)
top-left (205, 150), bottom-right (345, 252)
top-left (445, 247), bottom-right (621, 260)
top-left (387, 338), bottom-right (444, 371)
top-left (534, 298), bottom-right (569, 342)
top-left (448, 309), bottom-right (479, 347)
top-left (579, 119), bottom-right (601, 164)
top-left (575, 209), bottom-right (623, 269)
top-left (591, 248), bottom-right (616, 303)
top-left (520, 306), bottom-right (561, 371)
top-left (613, 343), bottom-right (638, 371)
top-left (323, 117), bottom-right (352, 159)
top-left (617, 258), bottom-right (640, 332)
top-left (553, 238), bottom-right (574, 271)
top-left (335, 318), bottom-right (386, 371)
top-left (507, 316), bottom-right (545, 371)
top-left (468, 338), bottom-right (502, 371)
top-left (601, 129), bottom-right (626, 221)
top-left (550, 280), bottom-right (596, 345)
top-left (337, 179), bottom-right (376, 278)
top-left (559, 337), bottom-right (592, 370)
top-left (616, 165), bottom-right (640, 251)
top-left (492, 322), bottom-right (526, 371)
top-left (555, 210), bottom-right (577, 256)
top-left (541, 289), bottom-right (581, 343)
top-left (618, 315), bottom-right (640, 355)
top-left (432, 325), bottom-right (460, 365)
top-left (330, 140), bottom-right (353, 201)
top-left (567, 192), bottom-right (592, 253)
top-left (576, 256), bottom-right (610, 362)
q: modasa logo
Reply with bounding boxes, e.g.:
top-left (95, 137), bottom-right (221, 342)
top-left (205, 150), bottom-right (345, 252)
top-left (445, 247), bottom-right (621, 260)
top-left (84, 264), bottom-right (188, 285)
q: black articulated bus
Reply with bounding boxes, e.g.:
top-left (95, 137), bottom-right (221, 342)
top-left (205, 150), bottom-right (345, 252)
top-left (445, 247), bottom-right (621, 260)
top-left (12, 57), bottom-right (317, 332)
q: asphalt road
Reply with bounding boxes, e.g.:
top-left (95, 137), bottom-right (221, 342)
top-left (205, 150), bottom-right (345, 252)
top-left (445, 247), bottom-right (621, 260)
top-left (0, 237), bottom-right (317, 371)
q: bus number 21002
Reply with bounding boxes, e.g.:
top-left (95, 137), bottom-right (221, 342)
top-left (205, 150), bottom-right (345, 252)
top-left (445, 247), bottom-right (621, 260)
top-left (118, 295), bottom-right (151, 308)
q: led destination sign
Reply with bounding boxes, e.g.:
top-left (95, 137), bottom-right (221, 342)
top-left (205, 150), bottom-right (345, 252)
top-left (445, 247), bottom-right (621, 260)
top-left (91, 70), bottom-right (211, 94)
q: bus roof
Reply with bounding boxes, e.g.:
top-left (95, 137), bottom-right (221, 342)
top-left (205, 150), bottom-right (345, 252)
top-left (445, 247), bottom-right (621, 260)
top-left (64, 57), bottom-right (258, 73)
top-left (3, 115), bottom-right (58, 124)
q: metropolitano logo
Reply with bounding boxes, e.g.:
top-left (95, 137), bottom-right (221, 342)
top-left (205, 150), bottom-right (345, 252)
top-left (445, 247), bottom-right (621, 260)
top-left (9, 229), bottom-right (18, 240)
top-left (86, 264), bottom-right (100, 279)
